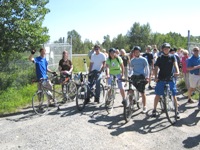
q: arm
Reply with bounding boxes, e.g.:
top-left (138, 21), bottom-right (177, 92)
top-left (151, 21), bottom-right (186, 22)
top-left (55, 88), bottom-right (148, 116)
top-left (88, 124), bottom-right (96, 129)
top-left (100, 61), bottom-right (105, 73)
top-left (89, 62), bottom-right (93, 72)
top-left (173, 61), bottom-right (180, 76)
top-left (187, 65), bottom-right (200, 71)
top-left (120, 63), bottom-right (125, 78)
top-left (154, 66), bottom-right (159, 82)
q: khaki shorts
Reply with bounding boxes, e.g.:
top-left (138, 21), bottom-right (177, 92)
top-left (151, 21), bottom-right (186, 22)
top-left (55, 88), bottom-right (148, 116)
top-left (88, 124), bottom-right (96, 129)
top-left (189, 73), bottom-right (200, 88)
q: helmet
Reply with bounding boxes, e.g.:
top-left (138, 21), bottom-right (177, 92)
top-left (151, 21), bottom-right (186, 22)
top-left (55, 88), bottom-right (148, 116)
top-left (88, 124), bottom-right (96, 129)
top-left (73, 73), bottom-right (81, 85)
top-left (162, 43), bottom-right (171, 49)
top-left (132, 46), bottom-right (141, 52)
top-left (109, 48), bottom-right (116, 53)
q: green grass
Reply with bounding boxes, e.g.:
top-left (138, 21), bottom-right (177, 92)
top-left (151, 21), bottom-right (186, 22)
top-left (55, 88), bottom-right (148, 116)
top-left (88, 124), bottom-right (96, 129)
top-left (72, 56), bottom-right (90, 73)
top-left (0, 56), bottom-right (90, 115)
top-left (0, 84), bottom-right (37, 115)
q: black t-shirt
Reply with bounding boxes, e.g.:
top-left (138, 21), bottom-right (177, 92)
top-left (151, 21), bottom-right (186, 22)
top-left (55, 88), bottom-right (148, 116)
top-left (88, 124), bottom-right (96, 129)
top-left (142, 53), bottom-right (153, 65)
top-left (120, 55), bottom-right (129, 67)
top-left (59, 59), bottom-right (72, 71)
top-left (155, 55), bottom-right (176, 80)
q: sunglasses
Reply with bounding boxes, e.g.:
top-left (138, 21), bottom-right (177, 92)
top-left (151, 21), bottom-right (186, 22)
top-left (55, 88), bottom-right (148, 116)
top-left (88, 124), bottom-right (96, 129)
top-left (94, 48), bottom-right (99, 50)
top-left (193, 50), bottom-right (199, 52)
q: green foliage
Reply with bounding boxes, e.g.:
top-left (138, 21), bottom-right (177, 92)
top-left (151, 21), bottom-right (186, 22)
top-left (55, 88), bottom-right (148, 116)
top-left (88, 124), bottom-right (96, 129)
top-left (0, 84), bottom-right (37, 115)
top-left (0, 0), bottom-right (50, 56)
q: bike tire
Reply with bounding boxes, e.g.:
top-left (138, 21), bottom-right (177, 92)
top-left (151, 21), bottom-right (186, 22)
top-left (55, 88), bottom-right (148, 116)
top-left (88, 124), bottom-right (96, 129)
top-left (32, 91), bottom-right (49, 115)
top-left (76, 85), bottom-right (87, 111)
top-left (67, 81), bottom-right (77, 101)
top-left (124, 90), bottom-right (133, 122)
top-left (99, 83), bottom-right (105, 103)
top-left (135, 90), bottom-right (142, 109)
top-left (164, 89), bottom-right (177, 125)
top-left (105, 89), bottom-right (114, 114)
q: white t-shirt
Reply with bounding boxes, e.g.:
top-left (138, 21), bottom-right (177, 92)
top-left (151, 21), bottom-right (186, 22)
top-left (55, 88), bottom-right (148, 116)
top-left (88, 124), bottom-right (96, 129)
top-left (91, 52), bottom-right (106, 71)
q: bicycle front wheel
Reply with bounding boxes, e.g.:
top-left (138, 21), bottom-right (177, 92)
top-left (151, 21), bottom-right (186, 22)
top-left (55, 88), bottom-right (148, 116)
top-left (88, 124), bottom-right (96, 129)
top-left (124, 90), bottom-right (133, 122)
top-left (164, 91), bottom-right (177, 125)
top-left (135, 90), bottom-right (142, 109)
top-left (76, 85), bottom-right (87, 111)
top-left (105, 89), bottom-right (114, 114)
top-left (99, 83), bottom-right (105, 103)
top-left (67, 81), bottom-right (77, 101)
top-left (32, 91), bottom-right (49, 115)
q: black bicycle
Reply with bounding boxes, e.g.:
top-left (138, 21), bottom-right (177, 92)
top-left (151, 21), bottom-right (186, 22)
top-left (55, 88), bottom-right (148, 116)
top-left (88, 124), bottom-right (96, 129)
top-left (158, 80), bottom-right (178, 125)
top-left (76, 72), bottom-right (105, 111)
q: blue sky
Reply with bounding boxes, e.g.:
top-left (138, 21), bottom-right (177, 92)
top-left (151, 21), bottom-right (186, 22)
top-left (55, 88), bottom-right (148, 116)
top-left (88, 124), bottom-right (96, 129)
top-left (43, 0), bottom-right (200, 43)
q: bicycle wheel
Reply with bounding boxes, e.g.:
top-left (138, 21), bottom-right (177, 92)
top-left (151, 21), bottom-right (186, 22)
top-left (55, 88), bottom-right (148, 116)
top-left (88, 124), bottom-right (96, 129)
top-left (135, 90), bottom-right (142, 109)
top-left (164, 90), bottom-right (177, 125)
top-left (67, 81), bottom-right (77, 101)
top-left (32, 91), bottom-right (49, 115)
top-left (99, 83), bottom-right (105, 103)
top-left (105, 89), bottom-right (114, 114)
top-left (159, 97), bottom-right (165, 113)
top-left (124, 90), bottom-right (133, 122)
top-left (76, 85), bottom-right (87, 111)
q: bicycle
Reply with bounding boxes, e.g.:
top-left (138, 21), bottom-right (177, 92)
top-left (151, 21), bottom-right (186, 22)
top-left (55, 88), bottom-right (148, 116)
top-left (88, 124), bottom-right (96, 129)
top-left (158, 79), bottom-right (178, 125)
top-left (120, 77), bottom-right (142, 122)
top-left (105, 75), bottom-right (118, 114)
top-left (76, 72), bottom-right (105, 111)
top-left (32, 74), bottom-right (76, 115)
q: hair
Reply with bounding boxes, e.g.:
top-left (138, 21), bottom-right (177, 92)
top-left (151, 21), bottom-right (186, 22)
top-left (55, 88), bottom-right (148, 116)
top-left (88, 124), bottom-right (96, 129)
top-left (146, 45), bottom-right (152, 50)
top-left (62, 50), bottom-right (68, 59)
top-left (182, 49), bottom-right (189, 55)
top-left (102, 49), bottom-right (106, 52)
top-left (120, 49), bottom-right (126, 55)
top-left (39, 48), bottom-right (45, 52)
top-left (193, 47), bottom-right (199, 51)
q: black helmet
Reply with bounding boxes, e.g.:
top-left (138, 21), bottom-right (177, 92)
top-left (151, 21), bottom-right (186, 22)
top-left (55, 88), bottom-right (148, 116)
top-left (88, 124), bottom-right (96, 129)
top-left (162, 43), bottom-right (171, 49)
top-left (109, 48), bottom-right (116, 53)
top-left (132, 46), bottom-right (141, 52)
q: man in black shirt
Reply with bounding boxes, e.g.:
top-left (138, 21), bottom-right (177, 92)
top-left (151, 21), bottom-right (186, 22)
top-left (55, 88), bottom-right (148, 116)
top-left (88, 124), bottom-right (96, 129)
top-left (143, 45), bottom-right (154, 89)
top-left (152, 43), bottom-right (180, 118)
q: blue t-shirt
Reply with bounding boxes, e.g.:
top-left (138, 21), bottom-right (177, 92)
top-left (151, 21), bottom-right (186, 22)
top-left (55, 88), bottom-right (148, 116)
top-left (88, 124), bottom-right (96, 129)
top-left (187, 55), bottom-right (200, 75)
top-left (130, 56), bottom-right (149, 78)
top-left (34, 56), bottom-right (48, 80)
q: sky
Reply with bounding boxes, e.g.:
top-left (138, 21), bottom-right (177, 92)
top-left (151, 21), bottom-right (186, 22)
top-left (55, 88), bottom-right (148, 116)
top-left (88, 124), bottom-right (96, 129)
top-left (43, 0), bottom-right (200, 43)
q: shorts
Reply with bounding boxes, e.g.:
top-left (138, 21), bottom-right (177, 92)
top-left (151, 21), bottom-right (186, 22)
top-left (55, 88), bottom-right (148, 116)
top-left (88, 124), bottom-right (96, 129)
top-left (155, 80), bottom-right (177, 96)
top-left (189, 73), bottom-right (200, 88)
top-left (108, 74), bottom-right (123, 89)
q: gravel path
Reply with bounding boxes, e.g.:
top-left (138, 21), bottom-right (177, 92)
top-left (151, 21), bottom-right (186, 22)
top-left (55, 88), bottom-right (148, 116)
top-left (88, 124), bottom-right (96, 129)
top-left (0, 84), bottom-right (200, 150)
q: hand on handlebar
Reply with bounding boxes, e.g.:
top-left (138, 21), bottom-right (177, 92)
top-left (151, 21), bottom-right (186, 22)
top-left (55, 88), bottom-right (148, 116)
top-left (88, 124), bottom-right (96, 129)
top-left (52, 72), bottom-right (57, 76)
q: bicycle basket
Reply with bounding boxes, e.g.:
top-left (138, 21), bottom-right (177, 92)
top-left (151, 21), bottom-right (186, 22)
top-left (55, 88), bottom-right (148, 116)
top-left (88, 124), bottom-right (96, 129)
top-left (51, 76), bottom-right (60, 84)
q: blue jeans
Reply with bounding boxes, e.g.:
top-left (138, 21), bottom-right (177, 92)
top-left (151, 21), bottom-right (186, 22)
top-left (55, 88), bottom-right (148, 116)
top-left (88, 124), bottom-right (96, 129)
top-left (87, 70), bottom-right (102, 99)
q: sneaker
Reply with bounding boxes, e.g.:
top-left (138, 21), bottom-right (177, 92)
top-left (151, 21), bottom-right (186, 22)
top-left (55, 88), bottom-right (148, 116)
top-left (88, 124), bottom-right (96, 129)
top-left (188, 98), bottom-right (194, 103)
top-left (122, 99), bottom-right (128, 107)
top-left (94, 98), bottom-right (99, 103)
top-left (85, 98), bottom-right (90, 104)
top-left (176, 111), bottom-right (180, 119)
top-left (148, 86), bottom-right (153, 90)
top-left (142, 106), bottom-right (147, 113)
top-left (152, 109), bottom-right (156, 117)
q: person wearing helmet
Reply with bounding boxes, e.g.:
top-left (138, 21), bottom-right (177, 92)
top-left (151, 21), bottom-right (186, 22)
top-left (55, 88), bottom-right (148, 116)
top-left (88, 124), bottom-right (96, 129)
top-left (106, 48), bottom-right (126, 104)
top-left (129, 46), bottom-right (149, 113)
top-left (86, 44), bottom-right (106, 104)
top-left (152, 43), bottom-right (180, 118)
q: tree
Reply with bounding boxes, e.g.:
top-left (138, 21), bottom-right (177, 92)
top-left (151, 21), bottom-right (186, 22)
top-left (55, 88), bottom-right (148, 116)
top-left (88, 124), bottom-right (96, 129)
top-left (67, 30), bottom-right (83, 54)
top-left (102, 35), bottom-right (112, 50)
top-left (0, 0), bottom-right (50, 56)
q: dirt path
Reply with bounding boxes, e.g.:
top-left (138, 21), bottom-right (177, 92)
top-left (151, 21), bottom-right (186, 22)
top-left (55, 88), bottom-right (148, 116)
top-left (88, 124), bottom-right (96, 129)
top-left (0, 84), bottom-right (199, 150)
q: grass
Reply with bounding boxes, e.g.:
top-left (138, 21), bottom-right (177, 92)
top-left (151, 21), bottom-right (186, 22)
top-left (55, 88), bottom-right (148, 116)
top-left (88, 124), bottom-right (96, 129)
top-left (0, 56), bottom-right (91, 115)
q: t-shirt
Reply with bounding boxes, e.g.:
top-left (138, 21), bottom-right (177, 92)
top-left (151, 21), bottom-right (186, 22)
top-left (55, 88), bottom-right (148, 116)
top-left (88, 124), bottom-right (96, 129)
top-left (155, 55), bottom-right (176, 80)
top-left (91, 52), bottom-right (106, 71)
top-left (130, 56), bottom-right (149, 78)
top-left (187, 55), bottom-right (200, 75)
top-left (120, 55), bottom-right (129, 67)
top-left (106, 56), bottom-right (123, 75)
top-left (34, 56), bottom-right (48, 80)
top-left (59, 59), bottom-right (72, 71)
top-left (142, 53), bottom-right (153, 65)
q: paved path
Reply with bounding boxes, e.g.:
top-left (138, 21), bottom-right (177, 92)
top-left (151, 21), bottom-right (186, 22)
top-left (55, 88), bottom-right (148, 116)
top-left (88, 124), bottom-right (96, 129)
top-left (0, 82), bottom-right (200, 150)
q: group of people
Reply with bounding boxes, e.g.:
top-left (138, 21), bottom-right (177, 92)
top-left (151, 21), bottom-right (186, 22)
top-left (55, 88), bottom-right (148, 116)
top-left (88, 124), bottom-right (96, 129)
top-left (29, 43), bottom-right (200, 118)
